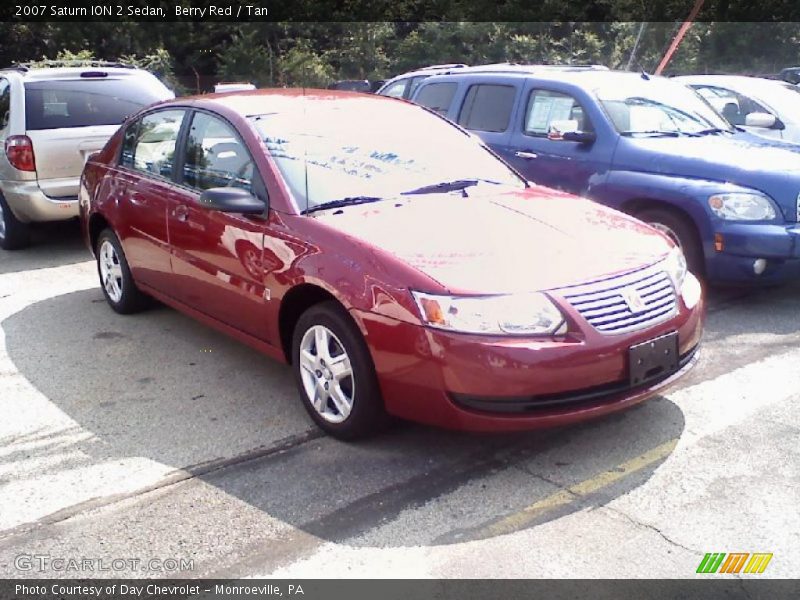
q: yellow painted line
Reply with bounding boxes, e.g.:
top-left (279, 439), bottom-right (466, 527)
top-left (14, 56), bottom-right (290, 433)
top-left (478, 438), bottom-right (679, 539)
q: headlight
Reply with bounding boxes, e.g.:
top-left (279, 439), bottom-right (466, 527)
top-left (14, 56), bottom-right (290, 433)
top-left (663, 246), bottom-right (687, 291)
top-left (411, 291), bottom-right (565, 336)
top-left (708, 192), bottom-right (776, 221)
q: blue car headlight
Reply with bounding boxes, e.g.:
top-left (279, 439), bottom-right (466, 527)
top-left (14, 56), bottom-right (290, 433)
top-left (708, 192), bottom-right (776, 221)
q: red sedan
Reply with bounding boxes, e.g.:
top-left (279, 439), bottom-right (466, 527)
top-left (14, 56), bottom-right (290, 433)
top-left (79, 90), bottom-right (704, 440)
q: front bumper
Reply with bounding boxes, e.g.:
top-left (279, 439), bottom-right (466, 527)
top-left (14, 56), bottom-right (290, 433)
top-left (355, 280), bottom-right (704, 432)
top-left (0, 179), bottom-right (79, 223)
top-left (706, 222), bottom-right (800, 284)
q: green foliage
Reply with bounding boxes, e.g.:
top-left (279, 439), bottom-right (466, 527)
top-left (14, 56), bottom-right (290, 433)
top-left (276, 40), bottom-right (335, 87)
top-left (217, 26), bottom-right (275, 87)
top-left (3, 20), bottom-right (800, 93)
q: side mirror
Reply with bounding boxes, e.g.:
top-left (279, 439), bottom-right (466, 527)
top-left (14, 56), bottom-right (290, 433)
top-left (561, 130), bottom-right (597, 144)
top-left (198, 187), bottom-right (265, 214)
top-left (744, 112), bottom-right (777, 129)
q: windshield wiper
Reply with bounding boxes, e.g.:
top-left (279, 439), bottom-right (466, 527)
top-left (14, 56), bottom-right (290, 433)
top-left (694, 127), bottom-right (733, 136)
top-left (303, 196), bottom-right (385, 214)
top-left (401, 178), bottom-right (500, 196)
top-left (620, 130), bottom-right (682, 137)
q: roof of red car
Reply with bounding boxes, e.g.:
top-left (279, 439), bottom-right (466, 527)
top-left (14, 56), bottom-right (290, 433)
top-left (184, 88), bottom-right (395, 117)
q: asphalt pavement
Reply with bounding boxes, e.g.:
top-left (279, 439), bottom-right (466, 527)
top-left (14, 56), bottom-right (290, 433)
top-left (0, 222), bottom-right (798, 579)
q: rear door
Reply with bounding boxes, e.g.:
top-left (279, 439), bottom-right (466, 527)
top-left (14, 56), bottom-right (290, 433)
top-left (452, 79), bottom-right (522, 163)
top-left (24, 77), bottom-right (168, 198)
top-left (114, 108), bottom-right (187, 292)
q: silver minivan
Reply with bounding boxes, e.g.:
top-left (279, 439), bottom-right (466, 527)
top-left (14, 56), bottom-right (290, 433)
top-left (0, 63), bottom-right (174, 249)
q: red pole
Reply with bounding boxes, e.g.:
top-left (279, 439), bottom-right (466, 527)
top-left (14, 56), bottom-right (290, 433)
top-left (654, 0), bottom-right (705, 75)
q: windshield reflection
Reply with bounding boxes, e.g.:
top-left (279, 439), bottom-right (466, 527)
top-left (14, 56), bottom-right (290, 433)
top-left (249, 98), bottom-right (524, 212)
top-left (596, 79), bottom-right (733, 136)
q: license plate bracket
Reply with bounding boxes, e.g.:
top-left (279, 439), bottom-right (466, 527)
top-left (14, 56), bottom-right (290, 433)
top-left (629, 331), bottom-right (679, 387)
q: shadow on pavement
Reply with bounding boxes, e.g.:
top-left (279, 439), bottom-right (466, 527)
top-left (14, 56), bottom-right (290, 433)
top-left (0, 220), bottom-right (89, 275)
top-left (2, 287), bottom-right (691, 550)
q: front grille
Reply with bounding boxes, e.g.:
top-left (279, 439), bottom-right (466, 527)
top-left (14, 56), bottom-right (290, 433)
top-left (560, 265), bottom-right (677, 335)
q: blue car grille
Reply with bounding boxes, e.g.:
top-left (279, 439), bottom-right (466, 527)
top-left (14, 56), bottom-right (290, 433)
top-left (560, 266), bottom-right (678, 335)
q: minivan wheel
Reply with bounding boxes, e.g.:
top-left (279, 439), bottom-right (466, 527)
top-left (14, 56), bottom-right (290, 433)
top-left (0, 193), bottom-right (31, 250)
top-left (96, 228), bottom-right (149, 314)
top-left (291, 301), bottom-right (388, 440)
top-left (636, 208), bottom-right (704, 277)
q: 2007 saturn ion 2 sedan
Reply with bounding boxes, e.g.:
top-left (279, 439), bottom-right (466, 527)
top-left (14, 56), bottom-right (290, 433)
top-left (79, 89), bottom-right (704, 440)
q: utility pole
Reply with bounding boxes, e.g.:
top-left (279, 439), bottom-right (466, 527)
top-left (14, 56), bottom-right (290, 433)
top-left (626, 22), bottom-right (647, 71)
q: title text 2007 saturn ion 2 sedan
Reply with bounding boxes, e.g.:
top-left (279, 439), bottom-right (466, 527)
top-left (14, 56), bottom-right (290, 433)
top-left (79, 89), bottom-right (704, 440)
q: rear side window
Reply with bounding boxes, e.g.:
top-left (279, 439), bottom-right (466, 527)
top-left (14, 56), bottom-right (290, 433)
top-left (127, 109), bottom-right (185, 180)
top-left (415, 82), bottom-right (458, 115)
top-left (457, 84), bottom-right (516, 133)
top-left (24, 78), bottom-right (168, 130)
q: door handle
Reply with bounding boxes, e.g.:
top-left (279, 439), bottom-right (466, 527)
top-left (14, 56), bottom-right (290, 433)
top-left (174, 205), bottom-right (189, 222)
top-left (514, 151), bottom-right (538, 159)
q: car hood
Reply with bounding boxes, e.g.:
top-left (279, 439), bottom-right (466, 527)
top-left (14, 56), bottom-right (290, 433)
top-left (313, 187), bottom-right (671, 294)
top-left (617, 134), bottom-right (800, 221)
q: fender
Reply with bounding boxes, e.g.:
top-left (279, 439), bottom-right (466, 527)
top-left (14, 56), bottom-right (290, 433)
top-left (588, 170), bottom-right (777, 242)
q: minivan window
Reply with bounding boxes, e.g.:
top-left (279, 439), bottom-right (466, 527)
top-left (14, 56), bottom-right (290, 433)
top-left (415, 82), bottom-right (458, 115)
top-left (0, 79), bottom-right (9, 132)
top-left (24, 79), bottom-right (168, 130)
top-left (128, 110), bottom-right (184, 180)
top-left (524, 89), bottom-right (593, 136)
top-left (381, 80), bottom-right (407, 99)
top-left (458, 84), bottom-right (516, 133)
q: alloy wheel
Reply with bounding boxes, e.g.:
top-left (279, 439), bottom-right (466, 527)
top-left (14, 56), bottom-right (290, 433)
top-left (99, 240), bottom-right (124, 303)
top-left (0, 200), bottom-right (6, 239)
top-left (298, 324), bottom-right (355, 423)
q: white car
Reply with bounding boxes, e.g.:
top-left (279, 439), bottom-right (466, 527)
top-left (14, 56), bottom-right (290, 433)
top-left (675, 75), bottom-right (800, 144)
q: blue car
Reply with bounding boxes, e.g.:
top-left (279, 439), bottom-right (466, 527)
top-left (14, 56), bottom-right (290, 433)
top-left (409, 68), bottom-right (800, 284)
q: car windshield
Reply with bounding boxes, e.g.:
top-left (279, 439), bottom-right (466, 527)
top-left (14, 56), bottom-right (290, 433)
top-left (595, 78), bottom-right (733, 136)
top-left (248, 97), bottom-right (524, 212)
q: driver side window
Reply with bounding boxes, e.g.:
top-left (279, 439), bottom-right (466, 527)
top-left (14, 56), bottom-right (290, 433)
top-left (693, 85), bottom-right (769, 126)
top-left (524, 89), bottom-right (593, 137)
top-left (183, 112), bottom-right (256, 194)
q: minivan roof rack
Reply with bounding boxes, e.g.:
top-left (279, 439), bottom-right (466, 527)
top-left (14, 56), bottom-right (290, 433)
top-left (416, 63), bottom-right (468, 71)
top-left (9, 60), bottom-right (136, 71)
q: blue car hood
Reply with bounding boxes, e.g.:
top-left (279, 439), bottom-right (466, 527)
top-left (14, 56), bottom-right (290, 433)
top-left (615, 134), bottom-right (800, 221)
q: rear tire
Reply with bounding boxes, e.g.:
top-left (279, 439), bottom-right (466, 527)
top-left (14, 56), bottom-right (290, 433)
top-left (291, 301), bottom-right (389, 440)
top-left (96, 228), bottom-right (149, 314)
top-left (636, 208), bottom-right (704, 276)
top-left (0, 192), bottom-right (31, 250)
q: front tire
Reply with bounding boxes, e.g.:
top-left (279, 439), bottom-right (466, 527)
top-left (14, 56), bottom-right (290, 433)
top-left (96, 228), bottom-right (149, 314)
top-left (636, 208), bottom-right (704, 277)
top-left (291, 301), bottom-right (388, 440)
top-left (0, 192), bottom-right (31, 250)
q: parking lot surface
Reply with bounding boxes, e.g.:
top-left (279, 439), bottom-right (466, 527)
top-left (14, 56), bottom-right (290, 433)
top-left (0, 222), bottom-right (798, 578)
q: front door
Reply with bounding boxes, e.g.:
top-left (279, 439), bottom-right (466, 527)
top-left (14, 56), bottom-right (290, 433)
top-left (167, 110), bottom-right (270, 340)
top-left (506, 86), bottom-right (610, 196)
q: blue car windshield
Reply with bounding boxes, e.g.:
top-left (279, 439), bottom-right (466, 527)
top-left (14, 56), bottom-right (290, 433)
top-left (248, 97), bottom-right (524, 212)
top-left (596, 79), bottom-right (733, 135)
